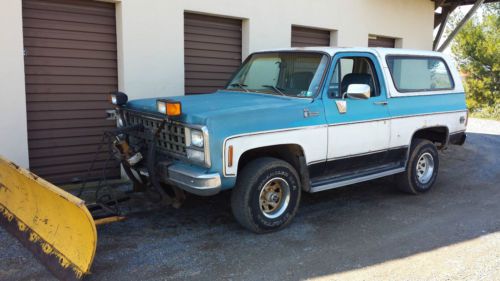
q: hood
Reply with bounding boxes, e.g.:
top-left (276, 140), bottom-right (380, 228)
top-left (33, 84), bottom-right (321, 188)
top-left (124, 90), bottom-right (315, 125)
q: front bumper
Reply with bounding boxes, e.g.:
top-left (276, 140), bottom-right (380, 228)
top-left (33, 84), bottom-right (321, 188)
top-left (111, 122), bottom-right (221, 197)
top-left (162, 163), bottom-right (221, 196)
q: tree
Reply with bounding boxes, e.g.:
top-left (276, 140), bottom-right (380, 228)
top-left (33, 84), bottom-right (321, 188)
top-left (451, 4), bottom-right (499, 116)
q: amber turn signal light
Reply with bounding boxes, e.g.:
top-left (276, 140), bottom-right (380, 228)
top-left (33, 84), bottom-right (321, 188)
top-left (157, 100), bottom-right (182, 117)
top-left (228, 145), bottom-right (233, 167)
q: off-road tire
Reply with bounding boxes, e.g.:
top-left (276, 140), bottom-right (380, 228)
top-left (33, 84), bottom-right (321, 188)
top-left (396, 138), bottom-right (439, 194)
top-left (231, 157), bottom-right (301, 233)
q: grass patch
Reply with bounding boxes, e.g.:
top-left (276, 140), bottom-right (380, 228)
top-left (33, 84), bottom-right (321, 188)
top-left (470, 105), bottom-right (500, 121)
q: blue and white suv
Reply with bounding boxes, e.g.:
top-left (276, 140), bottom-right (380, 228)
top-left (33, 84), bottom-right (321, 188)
top-left (111, 47), bottom-right (467, 232)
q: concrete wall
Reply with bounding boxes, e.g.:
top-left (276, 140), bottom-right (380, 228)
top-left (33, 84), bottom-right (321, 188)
top-left (117, 0), bottom-right (435, 100)
top-left (0, 1), bottom-right (29, 167)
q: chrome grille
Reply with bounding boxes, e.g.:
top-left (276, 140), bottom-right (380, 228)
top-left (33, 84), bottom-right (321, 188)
top-left (123, 110), bottom-right (187, 157)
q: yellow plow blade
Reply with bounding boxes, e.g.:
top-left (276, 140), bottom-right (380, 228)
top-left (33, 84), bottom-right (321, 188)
top-left (0, 156), bottom-right (97, 281)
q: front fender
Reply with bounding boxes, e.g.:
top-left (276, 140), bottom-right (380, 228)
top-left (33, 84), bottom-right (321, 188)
top-left (222, 125), bottom-right (327, 177)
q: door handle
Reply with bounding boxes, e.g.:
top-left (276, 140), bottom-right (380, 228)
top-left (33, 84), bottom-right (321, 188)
top-left (373, 101), bottom-right (388, 106)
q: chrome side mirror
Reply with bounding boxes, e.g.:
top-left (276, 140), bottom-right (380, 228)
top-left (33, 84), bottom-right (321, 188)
top-left (344, 84), bottom-right (370, 100)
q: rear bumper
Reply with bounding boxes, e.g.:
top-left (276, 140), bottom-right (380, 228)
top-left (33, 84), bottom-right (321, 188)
top-left (162, 163), bottom-right (221, 196)
top-left (449, 131), bottom-right (467, 146)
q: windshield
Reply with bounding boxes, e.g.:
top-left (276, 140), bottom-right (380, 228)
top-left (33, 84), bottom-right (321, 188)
top-left (226, 52), bottom-right (329, 98)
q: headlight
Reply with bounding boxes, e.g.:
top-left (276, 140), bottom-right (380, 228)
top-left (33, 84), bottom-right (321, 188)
top-left (110, 91), bottom-right (128, 106)
top-left (187, 148), bottom-right (205, 163)
top-left (190, 130), bottom-right (204, 148)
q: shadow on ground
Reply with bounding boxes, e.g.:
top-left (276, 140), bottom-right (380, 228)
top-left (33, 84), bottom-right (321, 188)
top-left (1, 131), bottom-right (499, 281)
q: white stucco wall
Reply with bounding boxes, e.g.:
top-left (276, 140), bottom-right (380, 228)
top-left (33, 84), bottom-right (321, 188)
top-left (0, 0), bottom-right (29, 167)
top-left (117, 0), bottom-right (435, 100)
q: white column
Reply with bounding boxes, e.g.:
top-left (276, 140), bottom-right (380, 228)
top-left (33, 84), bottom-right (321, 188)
top-left (0, 1), bottom-right (29, 167)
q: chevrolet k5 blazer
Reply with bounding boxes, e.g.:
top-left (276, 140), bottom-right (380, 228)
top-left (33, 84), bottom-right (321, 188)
top-left (110, 47), bottom-right (467, 232)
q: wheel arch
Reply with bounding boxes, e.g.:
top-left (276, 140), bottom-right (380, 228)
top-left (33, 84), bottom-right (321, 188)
top-left (235, 144), bottom-right (311, 192)
top-left (410, 126), bottom-right (450, 149)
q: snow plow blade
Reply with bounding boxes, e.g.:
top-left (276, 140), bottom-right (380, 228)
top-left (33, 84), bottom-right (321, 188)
top-left (0, 156), bottom-right (97, 281)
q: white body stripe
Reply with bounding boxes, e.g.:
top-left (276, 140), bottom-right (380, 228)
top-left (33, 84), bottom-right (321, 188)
top-left (224, 126), bottom-right (327, 176)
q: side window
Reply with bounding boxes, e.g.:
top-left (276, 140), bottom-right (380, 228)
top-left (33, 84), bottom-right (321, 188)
top-left (329, 57), bottom-right (380, 98)
top-left (386, 56), bottom-right (454, 92)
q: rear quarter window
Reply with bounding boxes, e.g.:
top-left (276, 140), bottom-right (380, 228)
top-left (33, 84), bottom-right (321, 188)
top-left (386, 56), bottom-right (454, 92)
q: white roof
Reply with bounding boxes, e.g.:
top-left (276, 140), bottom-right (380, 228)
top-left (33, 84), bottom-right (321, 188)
top-left (256, 46), bottom-right (447, 59)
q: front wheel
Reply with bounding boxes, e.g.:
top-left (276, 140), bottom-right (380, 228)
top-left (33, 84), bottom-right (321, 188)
top-left (231, 157), bottom-right (301, 233)
top-left (396, 138), bottom-right (439, 194)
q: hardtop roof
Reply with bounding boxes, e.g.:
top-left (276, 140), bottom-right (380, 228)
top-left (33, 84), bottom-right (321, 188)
top-left (254, 47), bottom-right (447, 59)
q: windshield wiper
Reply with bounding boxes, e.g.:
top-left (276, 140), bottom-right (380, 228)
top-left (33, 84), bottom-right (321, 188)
top-left (261, 85), bottom-right (286, 96)
top-left (229, 82), bottom-right (249, 92)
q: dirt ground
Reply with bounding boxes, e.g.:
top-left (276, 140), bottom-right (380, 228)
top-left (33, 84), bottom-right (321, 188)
top-left (1, 118), bottom-right (499, 281)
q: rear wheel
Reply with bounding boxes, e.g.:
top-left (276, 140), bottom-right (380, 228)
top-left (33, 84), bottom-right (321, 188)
top-left (396, 139), bottom-right (439, 194)
top-left (231, 157), bottom-right (301, 233)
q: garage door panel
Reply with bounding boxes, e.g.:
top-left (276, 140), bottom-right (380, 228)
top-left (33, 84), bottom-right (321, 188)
top-left (24, 37), bottom-right (116, 52)
top-left (184, 26), bottom-right (241, 39)
top-left (25, 46), bottom-right (116, 60)
top-left (185, 79), bottom-right (231, 87)
top-left (23, 18), bottom-right (115, 34)
top-left (185, 49), bottom-right (241, 60)
top-left (292, 30), bottom-right (331, 40)
top-left (28, 135), bottom-right (106, 150)
top-left (30, 151), bottom-right (111, 168)
top-left (292, 38), bottom-right (330, 45)
top-left (27, 93), bottom-right (110, 103)
top-left (28, 109), bottom-right (109, 121)
top-left (26, 66), bottom-right (116, 77)
top-left (25, 56), bottom-right (116, 68)
top-left (185, 63), bottom-right (237, 74)
top-left (185, 14), bottom-right (242, 30)
top-left (23, 7), bottom-right (115, 25)
top-left (27, 101), bottom-right (112, 112)
top-left (28, 119), bottom-right (116, 131)
top-left (29, 143), bottom-right (109, 158)
top-left (368, 36), bottom-right (395, 48)
top-left (30, 160), bottom-right (114, 178)
top-left (184, 57), bottom-right (241, 67)
top-left (185, 41), bottom-right (241, 53)
top-left (24, 0), bottom-right (114, 16)
top-left (184, 33), bottom-right (241, 46)
top-left (23, 27), bottom-right (116, 43)
top-left (26, 84), bottom-right (116, 94)
top-left (29, 127), bottom-right (111, 140)
top-left (27, 75), bottom-right (116, 85)
top-left (291, 26), bottom-right (330, 47)
top-left (185, 72), bottom-right (233, 80)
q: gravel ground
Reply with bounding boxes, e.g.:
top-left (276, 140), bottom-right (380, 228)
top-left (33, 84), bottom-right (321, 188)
top-left (1, 118), bottom-right (499, 281)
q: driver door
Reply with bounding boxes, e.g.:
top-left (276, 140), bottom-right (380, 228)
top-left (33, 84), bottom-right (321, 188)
top-left (322, 53), bottom-right (391, 179)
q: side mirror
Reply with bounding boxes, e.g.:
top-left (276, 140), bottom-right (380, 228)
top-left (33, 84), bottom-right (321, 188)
top-left (345, 84), bottom-right (370, 100)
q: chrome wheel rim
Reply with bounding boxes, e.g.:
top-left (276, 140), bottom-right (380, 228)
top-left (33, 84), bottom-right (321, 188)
top-left (416, 152), bottom-right (434, 184)
top-left (259, 177), bottom-right (291, 219)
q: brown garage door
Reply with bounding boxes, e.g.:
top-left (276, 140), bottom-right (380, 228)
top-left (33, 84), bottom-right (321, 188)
top-left (184, 13), bottom-right (242, 94)
top-left (23, 0), bottom-right (119, 184)
top-left (368, 35), bottom-right (396, 48)
top-left (291, 26), bottom-right (330, 47)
